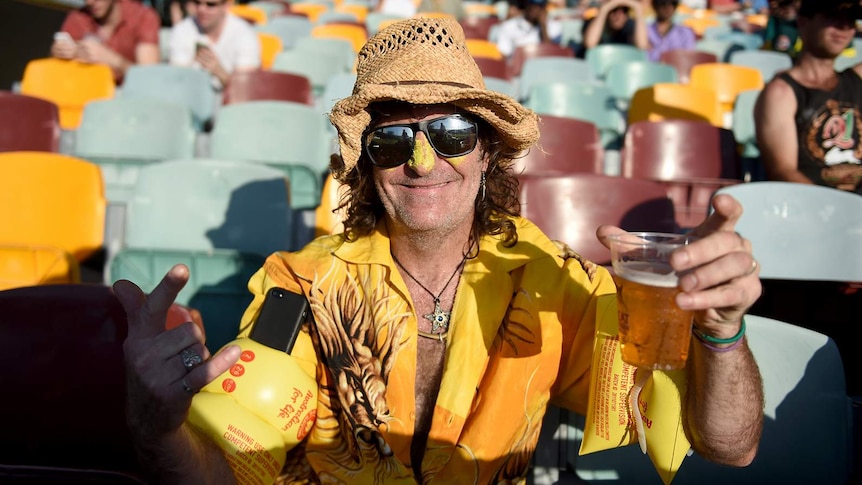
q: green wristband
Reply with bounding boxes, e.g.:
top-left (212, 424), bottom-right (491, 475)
top-left (692, 318), bottom-right (746, 345)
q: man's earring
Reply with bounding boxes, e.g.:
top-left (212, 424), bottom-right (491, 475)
top-left (480, 171), bottom-right (486, 201)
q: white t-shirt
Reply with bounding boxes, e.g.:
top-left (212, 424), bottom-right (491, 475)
top-left (495, 16), bottom-right (563, 57)
top-left (169, 13), bottom-right (261, 83)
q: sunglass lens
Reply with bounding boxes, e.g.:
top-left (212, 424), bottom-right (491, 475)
top-left (366, 126), bottom-right (414, 167)
top-left (427, 116), bottom-right (478, 157)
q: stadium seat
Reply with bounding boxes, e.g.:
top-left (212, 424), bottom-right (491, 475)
top-left (465, 38), bottom-right (504, 60)
top-left (19, 58), bottom-right (115, 130)
top-left (525, 82), bottom-right (623, 150)
top-left (731, 89), bottom-right (762, 160)
top-left (335, 3), bottom-right (369, 23)
top-left (518, 57), bottom-right (596, 101)
top-left (0, 91), bottom-right (60, 153)
top-left (224, 70), bottom-right (314, 106)
top-left (473, 56), bottom-right (510, 79)
top-left (257, 31), bottom-right (284, 69)
top-left (689, 63), bottom-right (763, 126)
top-left (121, 65), bottom-right (217, 131)
top-left (255, 15), bottom-right (313, 50)
top-left (605, 61), bottom-right (678, 106)
top-left (249, 0), bottom-right (291, 18)
top-left (511, 115), bottom-right (604, 176)
top-left (508, 42), bottom-right (573, 78)
top-left (0, 245), bottom-right (78, 290)
top-left (483, 76), bottom-right (517, 97)
top-left (230, 3), bottom-right (269, 24)
top-left (658, 49), bottom-right (717, 84)
top-left (311, 23), bottom-right (367, 53)
top-left (585, 44), bottom-right (648, 79)
top-left (365, 12), bottom-right (406, 35)
top-left (628, 83), bottom-right (723, 127)
top-left (318, 72), bottom-right (357, 118)
top-left (289, 2), bottom-right (330, 23)
top-left (729, 50), bottom-right (792, 82)
top-left (518, 173), bottom-right (676, 264)
top-left (460, 15), bottom-right (500, 40)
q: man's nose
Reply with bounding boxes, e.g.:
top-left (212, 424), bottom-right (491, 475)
top-left (406, 134), bottom-right (438, 175)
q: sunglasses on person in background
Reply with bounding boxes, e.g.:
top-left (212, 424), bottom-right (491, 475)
top-left (364, 114), bottom-right (479, 168)
top-left (191, 0), bottom-right (224, 7)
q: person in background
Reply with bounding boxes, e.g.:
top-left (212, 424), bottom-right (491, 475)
top-left (169, 0), bottom-right (261, 88)
top-left (755, 0), bottom-right (862, 193)
top-left (50, 0), bottom-right (160, 83)
top-left (648, 0), bottom-right (697, 61)
top-left (762, 0), bottom-right (801, 57)
top-left (496, 0), bottom-right (564, 57)
top-left (582, 0), bottom-right (649, 53)
top-left (117, 16), bottom-right (764, 483)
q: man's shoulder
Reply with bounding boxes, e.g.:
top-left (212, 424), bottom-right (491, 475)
top-left (120, 0), bottom-right (160, 22)
top-left (224, 13), bottom-right (259, 37)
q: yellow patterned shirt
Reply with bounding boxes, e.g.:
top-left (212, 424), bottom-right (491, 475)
top-left (236, 216), bottom-right (618, 484)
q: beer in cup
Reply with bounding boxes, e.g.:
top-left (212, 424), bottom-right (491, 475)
top-left (608, 232), bottom-right (698, 370)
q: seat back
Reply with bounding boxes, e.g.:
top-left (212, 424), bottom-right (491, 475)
top-left (230, 3), bottom-right (269, 24)
top-left (249, 0), bottom-right (291, 18)
top-left (689, 62), bottom-right (764, 116)
top-left (715, 182), bottom-right (862, 282)
top-left (658, 49), bottom-right (718, 84)
top-left (628, 83), bottom-right (723, 127)
top-left (605, 61), bottom-right (678, 103)
top-left (0, 285), bottom-right (138, 474)
top-left (585, 44), bottom-right (648, 79)
top-left (0, 152), bottom-right (105, 261)
top-left (124, 159), bottom-right (293, 255)
top-left (483, 76), bottom-right (517, 97)
top-left (473, 56), bottom-right (510, 79)
top-left (0, 245), bottom-right (79, 290)
top-left (466, 39), bottom-right (503, 60)
top-left (0, 91), bottom-right (60, 152)
top-left (519, 57), bottom-right (596, 101)
top-left (256, 15), bottom-right (313, 50)
top-left (318, 72), bottom-right (357, 117)
top-left (525, 82), bottom-right (622, 149)
top-left (681, 15), bottom-right (721, 37)
top-left (311, 23), bottom-right (368, 53)
top-left (512, 115), bottom-right (604, 176)
top-left (460, 15), bottom-right (499, 40)
top-left (108, 248), bottom-right (264, 351)
top-left (19, 58), bottom-right (115, 130)
top-left (210, 101), bottom-right (330, 205)
top-left (508, 42), bottom-right (573, 78)
top-left (365, 12), bottom-right (406, 35)
top-left (121, 65), bottom-right (217, 131)
top-left (257, 31), bottom-right (284, 69)
top-left (317, 11), bottom-right (363, 25)
top-left (518, 174), bottom-right (676, 264)
top-left (732, 89), bottom-right (761, 158)
top-left (289, 2), bottom-right (330, 23)
top-left (224, 70), bottom-right (314, 105)
top-left (694, 38), bottom-right (734, 62)
top-left (729, 50), bottom-right (792, 82)
top-left (335, 4), bottom-right (369, 23)
top-left (573, 315), bottom-right (852, 485)
top-left (622, 119), bottom-right (739, 180)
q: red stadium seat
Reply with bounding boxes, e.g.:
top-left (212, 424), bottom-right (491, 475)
top-left (0, 91), bottom-right (60, 153)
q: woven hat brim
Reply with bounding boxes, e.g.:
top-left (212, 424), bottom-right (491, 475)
top-left (329, 83), bottom-right (540, 180)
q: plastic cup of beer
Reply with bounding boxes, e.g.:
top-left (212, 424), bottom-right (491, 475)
top-left (607, 232), bottom-right (699, 370)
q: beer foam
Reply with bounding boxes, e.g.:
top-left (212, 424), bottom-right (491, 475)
top-left (616, 262), bottom-right (679, 288)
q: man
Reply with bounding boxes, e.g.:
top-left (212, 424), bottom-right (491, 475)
top-left (762, 0), bottom-right (802, 58)
top-left (117, 17), bottom-right (763, 483)
top-left (496, 0), bottom-right (563, 57)
top-left (648, 0), bottom-right (697, 61)
top-left (755, 0), bottom-right (862, 193)
top-left (582, 0), bottom-right (649, 52)
top-left (50, 0), bottom-right (160, 83)
top-left (169, 0), bottom-right (261, 88)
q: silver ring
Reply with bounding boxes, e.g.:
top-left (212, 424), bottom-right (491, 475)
top-left (180, 347), bottom-right (203, 371)
top-left (747, 259), bottom-right (758, 276)
top-left (181, 377), bottom-right (195, 394)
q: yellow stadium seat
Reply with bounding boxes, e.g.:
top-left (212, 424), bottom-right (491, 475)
top-left (465, 39), bottom-right (503, 60)
top-left (628, 82), bottom-right (723, 127)
top-left (463, 3), bottom-right (498, 17)
top-left (230, 4), bottom-right (268, 24)
top-left (415, 11), bottom-right (456, 19)
top-left (689, 62), bottom-right (764, 124)
top-left (682, 16), bottom-right (721, 36)
top-left (257, 31), bottom-right (284, 70)
top-left (290, 3), bottom-right (330, 23)
top-left (311, 23), bottom-right (368, 54)
top-left (746, 13), bottom-right (768, 28)
top-left (335, 3), bottom-right (368, 23)
top-left (20, 58), bottom-right (115, 130)
top-left (315, 173), bottom-right (347, 238)
top-left (377, 18), bottom-right (403, 31)
top-left (0, 245), bottom-right (79, 291)
top-left (0, 152), bottom-right (106, 262)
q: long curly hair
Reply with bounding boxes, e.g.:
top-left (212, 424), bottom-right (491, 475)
top-left (333, 104), bottom-right (525, 247)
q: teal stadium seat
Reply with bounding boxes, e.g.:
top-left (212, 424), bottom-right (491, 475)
top-left (524, 82), bottom-right (623, 149)
top-left (584, 44), bottom-right (648, 79)
top-left (318, 72), bottom-right (356, 121)
top-left (729, 50), bottom-right (792, 82)
top-left (256, 15), bottom-right (313, 50)
top-left (483, 76), bottom-right (517, 98)
top-left (121, 65), bottom-right (217, 131)
top-left (517, 57), bottom-right (595, 101)
top-left (365, 12), bottom-right (406, 35)
top-left (605, 61), bottom-right (678, 107)
top-left (731, 88), bottom-right (762, 161)
top-left (209, 101), bottom-right (331, 210)
top-left (272, 47), bottom-right (350, 97)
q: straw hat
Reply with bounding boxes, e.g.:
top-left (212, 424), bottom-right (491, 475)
top-left (328, 17), bottom-right (539, 181)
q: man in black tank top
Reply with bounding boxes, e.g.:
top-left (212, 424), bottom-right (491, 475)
top-left (754, 0), bottom-right (862, 194)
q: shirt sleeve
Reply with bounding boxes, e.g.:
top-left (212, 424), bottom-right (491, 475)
top-left (495, 22), bottom-right (516, 57)
top-left (136, 6), bottom-right (161, 46)
top-left (169, 22), bottom-right (195, 66)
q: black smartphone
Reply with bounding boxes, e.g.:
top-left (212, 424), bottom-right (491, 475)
top-left (249, 287), bottom-right (310, 354)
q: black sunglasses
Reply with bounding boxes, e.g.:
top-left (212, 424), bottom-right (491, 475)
top-left (364, 114), bottom-right (479, 168)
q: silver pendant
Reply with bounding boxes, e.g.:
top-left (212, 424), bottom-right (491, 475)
top-left (424, 298), bottom-right (450, 333)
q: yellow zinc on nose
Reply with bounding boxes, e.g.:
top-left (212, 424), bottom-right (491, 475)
top-left (406, 136), bottom-right (437, 172)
